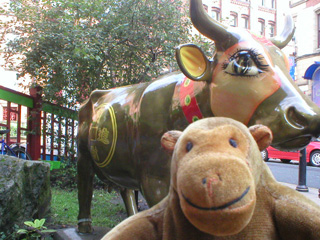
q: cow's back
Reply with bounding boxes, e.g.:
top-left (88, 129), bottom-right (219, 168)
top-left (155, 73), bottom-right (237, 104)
top-left (79, 72), bottom-right (187, 192)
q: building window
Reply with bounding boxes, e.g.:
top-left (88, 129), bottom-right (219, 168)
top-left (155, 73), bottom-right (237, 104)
top-left (261, 0), bottom-right (265, 6)
top-left (268, 21), bottom-right (275, 37)
top-left (271, 0), bottom-right (275, 8)
top-left (211, 7), bottom-right (220, 21)
top-left (318, 13), bottom-right (320, 48)
top-left (230, 12), bottom-right (238, 27)
top-left (203, 4), bottom-right (208, 12)
top-left (241, 15), bottom-right (249, 29)
top-left (258, 18), bottom-right (265, 36)
top-left (3, 107), bottom-right (18, 121)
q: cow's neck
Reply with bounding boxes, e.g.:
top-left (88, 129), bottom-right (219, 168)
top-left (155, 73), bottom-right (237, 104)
top-left (177, 77), bottom-right (213, 124)
top-left (193, 80), bottom-right (213, 118)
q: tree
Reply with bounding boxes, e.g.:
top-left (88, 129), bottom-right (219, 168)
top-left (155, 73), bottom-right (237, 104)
top-left (1, 0), bottom-right (197, 109)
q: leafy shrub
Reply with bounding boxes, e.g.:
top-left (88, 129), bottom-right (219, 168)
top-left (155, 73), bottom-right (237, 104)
top-left (16, 219), bottom-right (55, 240)
top-left (50, 162), bottom-right (118, 191)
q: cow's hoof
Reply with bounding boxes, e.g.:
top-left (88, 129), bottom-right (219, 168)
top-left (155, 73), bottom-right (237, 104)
top-left (78, 222), bottom-right (93, 233)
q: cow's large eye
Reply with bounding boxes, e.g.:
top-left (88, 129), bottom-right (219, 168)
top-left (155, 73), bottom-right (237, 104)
top-left (223, 50), bottom-right (268, 77)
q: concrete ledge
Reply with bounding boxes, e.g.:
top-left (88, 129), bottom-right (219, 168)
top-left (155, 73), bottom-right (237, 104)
top-left (54, 226), bottom-right (110, 240)
top-left (280, 182), bottom-right (319, 205)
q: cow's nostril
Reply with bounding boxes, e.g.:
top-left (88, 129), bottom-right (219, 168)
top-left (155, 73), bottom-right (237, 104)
top-left (286, 106), bottom-right (309, 129)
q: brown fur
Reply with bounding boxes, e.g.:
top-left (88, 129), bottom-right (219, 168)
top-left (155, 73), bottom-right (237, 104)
top-left (102, 117), bottom-right (320, 240)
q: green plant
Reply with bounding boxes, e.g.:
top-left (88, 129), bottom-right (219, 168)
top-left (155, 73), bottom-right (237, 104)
top-left (50, 162), bottom-right (77, 189)
top-left (50, 188), bottom-right (125, 228)
top-left (0, 225), bottom-right (19, 240)
top-left (16, 219), bottom-right (55, 240)
top-left (50, 161), bottom-right (113, 190)
top-left (2, 0), bottom-right (192, 108)
top-left (0, 232), bottom-right (6, 240)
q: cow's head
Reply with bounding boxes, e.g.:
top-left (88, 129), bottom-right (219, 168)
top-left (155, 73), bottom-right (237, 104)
top-left (176, 0), bottom-right (320, 151)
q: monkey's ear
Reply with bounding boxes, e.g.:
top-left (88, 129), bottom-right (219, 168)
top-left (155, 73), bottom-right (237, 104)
top-left (161, 130), bottom-right (182, 155)
top-left (249, 125), bottom-right (273, 151)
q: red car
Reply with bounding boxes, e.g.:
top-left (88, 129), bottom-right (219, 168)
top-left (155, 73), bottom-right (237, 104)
top-left (261, 141), bottom-right (320, 167)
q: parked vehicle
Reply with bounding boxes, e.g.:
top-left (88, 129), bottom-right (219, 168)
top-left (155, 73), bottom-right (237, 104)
top-left (261, 141), bottom-right (320, 167)
top-left (0, 129), bottom-right (31, 160)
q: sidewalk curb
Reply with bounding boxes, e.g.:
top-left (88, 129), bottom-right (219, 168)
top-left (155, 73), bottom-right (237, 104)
top-left (53, 226), bottom-right (110, 240)
top-left (280, 182), bottom-right (319, 205)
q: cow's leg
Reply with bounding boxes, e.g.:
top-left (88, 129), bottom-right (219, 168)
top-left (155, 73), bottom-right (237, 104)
top-left (120, 188), bottom-right (138, 216)
top-left (140, 175), bottom-right (170, 207)
top-left (77, 150), bottom-right (95, 233)
top-left (135, 190), bottom-right (139, 210)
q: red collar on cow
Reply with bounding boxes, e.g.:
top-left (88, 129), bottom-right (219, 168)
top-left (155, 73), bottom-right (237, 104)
top-left (179, 77), bottom-right (203, 123)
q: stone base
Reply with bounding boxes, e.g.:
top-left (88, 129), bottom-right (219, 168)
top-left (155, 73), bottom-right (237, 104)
top-left (53, 227), bottom-right (110, 240)
top-left (0, 156), bottom-right (51, 234)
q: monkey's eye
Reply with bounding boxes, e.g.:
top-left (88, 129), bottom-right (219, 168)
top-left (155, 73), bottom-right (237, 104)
top-left (229, 138), bottom-right (237, 148)
top-left (186, 142), bottom-right (193, 152)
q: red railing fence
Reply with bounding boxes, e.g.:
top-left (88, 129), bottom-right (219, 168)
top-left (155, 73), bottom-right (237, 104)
top-left (0, 85), bottom-right (78, 163)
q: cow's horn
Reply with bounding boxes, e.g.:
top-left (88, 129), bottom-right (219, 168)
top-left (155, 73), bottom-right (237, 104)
top-left (190, 0), bottom-right (231, 49)
top-left (270, 15), bottom-right (295, 49)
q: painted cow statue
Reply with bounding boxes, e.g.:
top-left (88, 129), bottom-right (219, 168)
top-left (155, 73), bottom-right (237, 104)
top-left (77, 0), bottom-right (320, 233)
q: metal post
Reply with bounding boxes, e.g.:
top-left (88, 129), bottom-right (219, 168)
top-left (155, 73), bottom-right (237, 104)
top-left (296, 148), bottom-right (309, 192)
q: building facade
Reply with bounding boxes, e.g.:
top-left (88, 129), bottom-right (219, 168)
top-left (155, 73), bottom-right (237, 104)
top-left (289, 0), bottom-right (320, 102)
top-left (198, 0), bottom-right (320, 102)
top-left (199, 0), bottom-right (296, 78)
top-left (201, 0), bottom-right (289, 39)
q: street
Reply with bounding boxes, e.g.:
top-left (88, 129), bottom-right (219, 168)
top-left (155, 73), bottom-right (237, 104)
top-left (266, 159), bottom-right (320, 189)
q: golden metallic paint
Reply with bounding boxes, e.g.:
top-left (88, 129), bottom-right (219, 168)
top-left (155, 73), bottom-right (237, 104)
top-left (89, 104), bottom-right (117, 168)
top-left (77, 1), bottom-right (320, 233)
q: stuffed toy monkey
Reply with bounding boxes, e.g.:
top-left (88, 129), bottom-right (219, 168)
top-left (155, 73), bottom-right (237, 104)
top-left (102, 117), bottom-right (320, 240)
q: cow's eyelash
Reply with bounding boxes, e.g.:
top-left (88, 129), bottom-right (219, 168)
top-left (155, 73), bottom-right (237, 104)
top-left (248, 49), bottom-right (269, 71)
top-left (221, 70), bottom-right (261, 78)
top-left (223, 49), bottom-right (269, 73)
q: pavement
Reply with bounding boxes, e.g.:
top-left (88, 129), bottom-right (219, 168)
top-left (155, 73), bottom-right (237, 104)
top-left (280, 182), bottom-right (320, 205)
top-left (53, 226), bottom-right (110, 240)
top-left (53, 182), bottom-right (320, 240)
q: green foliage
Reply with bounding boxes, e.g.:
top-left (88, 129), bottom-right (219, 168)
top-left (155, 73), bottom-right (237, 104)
top-left (16, 219), bottom-right (55, 240)
top-left (51, 188), bottom-right (125, 227)
top-left (0, 225), bottom-right (19, 240)
top-left (190, 32), bottom-right (215, 59)
top-left (50, 161), bottom-right (110, 190)
top-left (8, 123), bottom-right (28, 138)
top-left (50, 162), bottom-right (77, 189)
top-left (1, 0), bottom-right (193, 108)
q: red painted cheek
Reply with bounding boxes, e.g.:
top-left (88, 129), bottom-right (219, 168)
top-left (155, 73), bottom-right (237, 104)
top-left (209, 41), bottom-right (282, 125)
top-left (210, 71), bottom-right (281, 125)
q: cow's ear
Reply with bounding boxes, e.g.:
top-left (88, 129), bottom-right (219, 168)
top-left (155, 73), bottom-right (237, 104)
top-left (161, 130), bottom-right (182, 155)
top-left (176, 44), bottom-right (213, 82)
top-left (249, 125), bottom-right (273, 151)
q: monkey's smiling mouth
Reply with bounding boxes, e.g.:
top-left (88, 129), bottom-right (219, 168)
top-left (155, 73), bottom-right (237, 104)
top-left (182, 186), bottom-right (250, 211)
